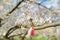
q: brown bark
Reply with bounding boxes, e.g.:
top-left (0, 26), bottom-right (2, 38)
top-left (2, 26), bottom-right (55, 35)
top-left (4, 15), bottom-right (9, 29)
top-left (5, 0), bottom-right (24, 16)
top-left (34, 21), bottom-right (60, 30)
top-left (5, 25), bottom-right (20, 39)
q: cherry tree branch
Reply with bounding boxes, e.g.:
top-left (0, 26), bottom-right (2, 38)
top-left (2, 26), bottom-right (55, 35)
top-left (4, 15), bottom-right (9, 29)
top-left (0, 0), bottom-right (25, 27)
top-left (34, 21), bottom-right (60, 30)
top-left (5, 25), bottom-right (20, 39)
top-left (34, 1), bottom-right (58, 15)
top-left (4, 20), bottom-right (60, 39)
top-left (7, 0), bottom-right (24, 16)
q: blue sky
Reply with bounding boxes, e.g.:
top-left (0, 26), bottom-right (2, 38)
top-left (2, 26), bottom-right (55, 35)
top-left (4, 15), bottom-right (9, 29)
top-left (36, 0), bottom-right (58, 8)
top-left (12, 0), bottom-right (58, 8)
top-left (33, 0), bottom-right (58, 11)
top-left (12, 0), bottom-right (18, 5)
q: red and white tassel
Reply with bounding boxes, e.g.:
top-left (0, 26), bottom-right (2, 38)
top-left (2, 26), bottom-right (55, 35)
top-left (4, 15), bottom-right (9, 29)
top-left (28, 27), bottom-right (34, 36)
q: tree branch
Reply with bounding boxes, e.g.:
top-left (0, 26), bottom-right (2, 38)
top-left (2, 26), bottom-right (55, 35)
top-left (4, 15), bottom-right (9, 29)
top-left (0, 0), bottom-right (25, 27)
top-left (4, 21), bottom-right (60, 39)
top-left (32, 1), bottom-right (58, 14)
top-left (5, 25), bottom-right (20, 39)
top-left (0, 18), bottom-right (3, 27)
top-left (34, 21), bottom-right (60, 30)
top-left (6, 0), bottom-right (24, 16)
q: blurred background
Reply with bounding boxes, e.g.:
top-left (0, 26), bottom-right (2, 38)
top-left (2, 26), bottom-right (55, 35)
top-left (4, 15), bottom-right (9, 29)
top-left (0, 0), bottom-right (60, 40)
